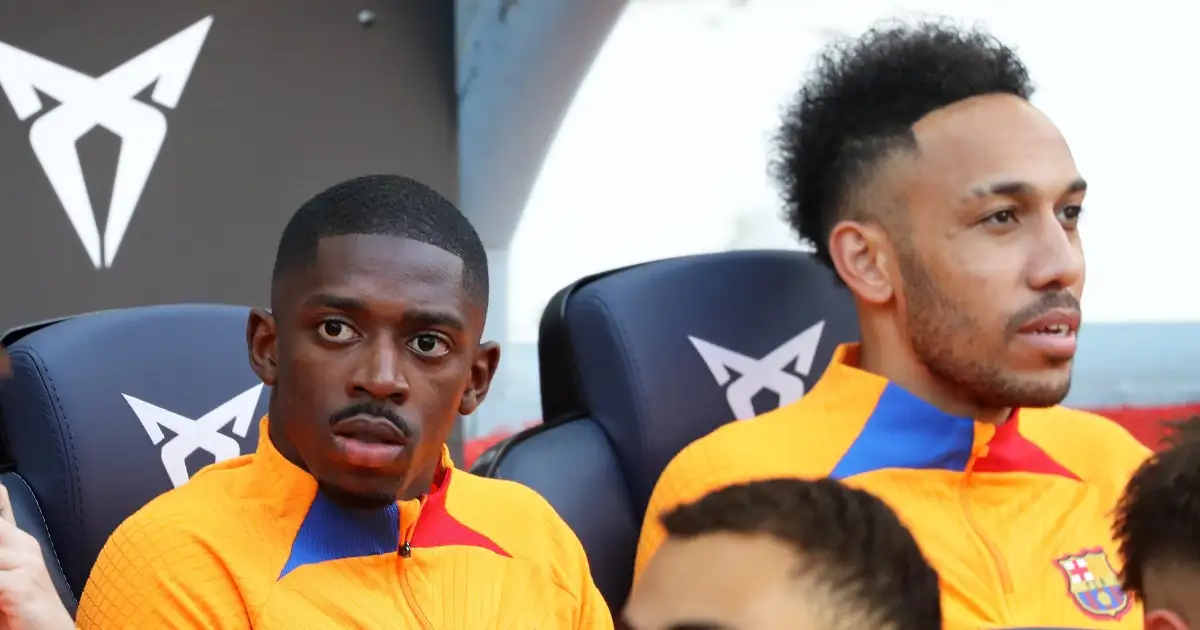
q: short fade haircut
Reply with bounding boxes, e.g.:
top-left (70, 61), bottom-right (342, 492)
top-left (1114, 414), bottom-right (1200, 600)
top-left (661, 478), bottom-right (941, 630)
top-left (271, 174), bottom-right (489, 306)
top-left (772, 19), bottom-right (1035, 270)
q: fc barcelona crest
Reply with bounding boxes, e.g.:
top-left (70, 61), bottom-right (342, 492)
top-left (1054, 548), bottom-right (1131, 620)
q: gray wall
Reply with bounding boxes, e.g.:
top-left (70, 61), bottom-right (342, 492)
top-left (0, 0), bottom-right (458, 331)
top-left (0, 0), bottom-right (461, 456)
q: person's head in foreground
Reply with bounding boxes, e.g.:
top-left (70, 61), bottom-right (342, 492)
top-left (247, 174), bottom-right (499, 507)
top-left (775, 19), bottom-right (1085, 421)
top-left (1113, 415), bottom-right (1200, 630)
top-left (624, 478), bottom-right (942, 630)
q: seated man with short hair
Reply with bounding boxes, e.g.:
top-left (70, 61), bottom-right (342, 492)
top-left (624, 477), bottom-right (942, 630)
top-left (76, 175), bottom-right (612, 628)
top-left (1113, 415), bottom-right (1200, 630)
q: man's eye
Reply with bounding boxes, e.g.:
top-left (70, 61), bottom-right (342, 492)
top-left (1058, 205), bottom-right (1084, 222)
top-left (317, 320), bottom-right (358, 342)
top-left (408, 334), bottom-right (450, 358)
top-left (985, 209), bottom-right (1017, 225)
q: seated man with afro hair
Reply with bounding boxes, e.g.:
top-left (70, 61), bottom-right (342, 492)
top-left (636, 18), bottom-right (1149, 629)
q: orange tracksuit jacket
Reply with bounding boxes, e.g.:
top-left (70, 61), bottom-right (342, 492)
top-left (77, 418), bottom-right (614, 629)
top-left (636, 344), bottom-right (1150, 630)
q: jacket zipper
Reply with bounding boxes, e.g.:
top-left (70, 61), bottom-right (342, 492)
top-left (399, 492), bottom-right (428, 557)
top-left (961, 452), bottom-right (1014, 594)
top-left (398, 493), bottom-right (432, 629)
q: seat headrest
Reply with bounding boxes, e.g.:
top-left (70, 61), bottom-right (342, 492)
top-left (0, 304), bottom-right (268, 594)
top-left (539, 250), bottom-right (858, 510)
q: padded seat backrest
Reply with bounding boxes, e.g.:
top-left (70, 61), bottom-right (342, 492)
top-left (0, 304), bottom-right (269, 603)
top-left (479, 250), bottom-right (857, 611)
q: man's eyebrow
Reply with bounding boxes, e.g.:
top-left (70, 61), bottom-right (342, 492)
top-left (304, 293), bottom-right (367, 312)
top-left (971, 177), bottom-right (1087, 198)
top-left (976, 180), bottom-right (1034, 197)
top-left (404, 309), bottom-right (465, 331)
top-left (618, 612), bottom-right (737, 630)
top-left (667, 623), bottom-right (738, 630)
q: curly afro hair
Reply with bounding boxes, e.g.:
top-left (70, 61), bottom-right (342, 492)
top-left (772, 19), bottom-right (1035, 270)
top-left (1113, 415), bottom-right (1200, 599)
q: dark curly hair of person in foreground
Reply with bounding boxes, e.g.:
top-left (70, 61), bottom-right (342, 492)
top-left (1113, 414), bottom-right (1200, 629)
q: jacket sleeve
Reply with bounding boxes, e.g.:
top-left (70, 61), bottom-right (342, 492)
top-left (557, 521), bottom-right (614, 630)
top-left (633, 457), bottom-right (684, 584)
top-left (575, 573), bottom-right (614, 630)
top-left (76, 512), bottom-right (251, 630)
top-left (633, 428), bottom-right (833, 583)
top-left (633, 445), bottom-right (727, 584)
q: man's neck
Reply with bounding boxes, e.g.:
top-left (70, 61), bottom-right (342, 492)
top-left (398, 461), bottom-right (441, 502)
top-left (267, 414), bottom-right (307, 471)
top-left (856, 338), bottom-right (1011, 424)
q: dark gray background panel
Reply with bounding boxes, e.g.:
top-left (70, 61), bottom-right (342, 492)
top-left (0, 0), bottom-right (457, 331)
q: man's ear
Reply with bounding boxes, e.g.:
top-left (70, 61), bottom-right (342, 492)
top-left (828, 219), bottom-right (897, 306)
top-left (247, 308), bottom-right (278, 386)
top-left (459, 341), bottom-right (501, 416)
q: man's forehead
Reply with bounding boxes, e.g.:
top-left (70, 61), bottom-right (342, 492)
top-left (909, 93), bottom-right (1080, 196)
top-left (627, 534), bottom-right (811, 628)
top-left (312, 234), bottom-right (463, 280)
top-left (284, 234), bottom-right (471, 315)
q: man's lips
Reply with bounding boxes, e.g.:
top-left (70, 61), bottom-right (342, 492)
top-left (331, 415), bottom-right (409, 468)
top-left (1017, 309), bottom-right (1082, 335)
top-left (331, 415), bottom-right (408, 446)
top-left (1015, 308), bottom-right (1081, 361)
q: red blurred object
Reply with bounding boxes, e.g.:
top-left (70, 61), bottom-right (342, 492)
top-left (463, 420), bottom-right (539, 469)
top-left (461, 404), bottom-right (1200, 470)
top-left (1092, 402), bottom-right (1200, 451)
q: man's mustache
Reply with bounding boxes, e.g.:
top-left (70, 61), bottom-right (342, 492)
top-left (1008, 292), bottom-right (1082, 334)
top-left (328, 402), bottom-right (413, 439)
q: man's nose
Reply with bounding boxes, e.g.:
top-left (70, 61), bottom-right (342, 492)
top-left (350, 339), bottom-right (410, 401)
top-left (1027, 214), bottom-right (1085, 292)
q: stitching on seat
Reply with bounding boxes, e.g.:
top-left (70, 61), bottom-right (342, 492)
top-left (579, 294), bottom-right (654, 496)
top-left (17, 349), bottom-right (84, 598)
top-left (11, 473), bottom-right (78, 605)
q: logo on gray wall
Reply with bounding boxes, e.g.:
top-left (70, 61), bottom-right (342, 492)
top-left (0, 16), bottom-right (213, 269)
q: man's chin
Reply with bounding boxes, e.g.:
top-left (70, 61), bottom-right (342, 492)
top-left (1004, 374), bottom-right (1072, 409)
top-left (315, 462), bottom-right (409, 508)
top-left (317, 479), bottom-right (401, 509)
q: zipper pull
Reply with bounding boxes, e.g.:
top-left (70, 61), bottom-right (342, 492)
top-left (399, 541), bottom-right (412, 558)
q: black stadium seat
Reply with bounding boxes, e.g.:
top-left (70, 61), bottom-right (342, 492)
top-left (0, 304), bottom-right (268, 614)
top-left (472, 250), bottom-right (859, 612)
